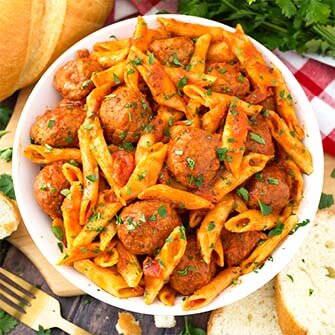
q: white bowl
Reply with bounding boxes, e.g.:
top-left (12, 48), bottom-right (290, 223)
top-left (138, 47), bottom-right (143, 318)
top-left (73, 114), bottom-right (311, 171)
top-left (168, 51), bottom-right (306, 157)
top-left (12, 14), bottom-right (324, 315)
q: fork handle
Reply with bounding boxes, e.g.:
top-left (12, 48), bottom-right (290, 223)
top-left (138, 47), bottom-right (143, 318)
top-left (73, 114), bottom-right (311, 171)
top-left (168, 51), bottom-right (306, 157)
top-left (54, 317), bottom-right (91, 335)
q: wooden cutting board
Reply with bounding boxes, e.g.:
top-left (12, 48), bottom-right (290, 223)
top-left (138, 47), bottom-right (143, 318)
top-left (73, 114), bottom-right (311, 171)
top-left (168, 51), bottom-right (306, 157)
top-left (1, 87), bottom-right (334, 297)
top-left (0, 87), bottom-right (83, 297)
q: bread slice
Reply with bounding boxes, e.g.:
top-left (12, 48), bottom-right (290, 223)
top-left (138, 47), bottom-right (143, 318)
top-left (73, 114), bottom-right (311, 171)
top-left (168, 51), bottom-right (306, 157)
top-left (275, 210), bottom-right (335, 335)
top-left (208, 280), bottom-right (283, 335)
top-left (0, 193), bottom-right (20, 240)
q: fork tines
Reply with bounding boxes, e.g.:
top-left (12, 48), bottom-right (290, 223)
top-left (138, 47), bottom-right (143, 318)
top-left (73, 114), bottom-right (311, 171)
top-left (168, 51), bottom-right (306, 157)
top-left (0, 268), bottom-right (36, 314)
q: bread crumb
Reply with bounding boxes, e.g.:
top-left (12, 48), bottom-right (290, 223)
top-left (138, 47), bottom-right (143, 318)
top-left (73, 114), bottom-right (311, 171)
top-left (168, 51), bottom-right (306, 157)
top-left (116, 312), bottom-right (142, 335)
top-left (154, 315), bottom-right (176, 328)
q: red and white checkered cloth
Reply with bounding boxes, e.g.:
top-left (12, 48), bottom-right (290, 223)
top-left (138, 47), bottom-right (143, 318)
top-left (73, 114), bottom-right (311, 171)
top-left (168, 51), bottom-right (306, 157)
top-left (109, 0), bottom-right (335, 156)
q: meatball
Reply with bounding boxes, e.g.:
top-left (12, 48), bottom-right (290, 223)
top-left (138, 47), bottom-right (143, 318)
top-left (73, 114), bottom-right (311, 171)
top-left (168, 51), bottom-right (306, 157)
top-left (149, 37), bottom-right (194, 66)
top-left (167, 126), bottom-right (220, 188)
top-left (247, 163), bottom-right (290, 213)
top-left (99, 85), bottom-right (153, 144)
top-left (245, 115), bottom-right (275, 155)
top-left (30, 99), bottom-right (85, 147)
top-left (33, 161), bottom-right (70, 219)
top-left (206, 62), bottom-right (250, 97)
top-left (117, 200), bottom-right (181, 255)
top-left (170, 236), bottom-right (216, 295)
top-left (53, 49), bottom-right (102, 100)
top-left (221, 228), bottom-right (266, 267)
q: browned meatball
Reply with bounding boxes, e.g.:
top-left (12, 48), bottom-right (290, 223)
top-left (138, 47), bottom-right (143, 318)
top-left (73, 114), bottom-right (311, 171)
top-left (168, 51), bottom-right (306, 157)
top-left (149, 37), bottom-right (194, 66)
top-left (206, 62), bottom-right (250, 97)
top-left (30, 99), bottom-right (85, 147)
top-left (170, 236), bottom-right (216, 295)
top-left (247, 163), bottom-right (290, 213)
top-left (221, 228), bottom-right (266, 267)
top-left (53, 49), bottom-right (102, 100)
top-left (99, 85), bottom-right (153, 144)
top-left (245, 115), bottom-right (275, 155)
top-left (117, 200), bottom-right (181, 255)
top-left (33, 161), bottom-right (70, 219)
top-left (167, 126), bottom-right (220, 188)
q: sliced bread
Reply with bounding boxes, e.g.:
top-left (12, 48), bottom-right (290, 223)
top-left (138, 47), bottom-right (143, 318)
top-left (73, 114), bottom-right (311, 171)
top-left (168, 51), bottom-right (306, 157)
top-left (208, 280), bottom-right (283, 335)
top-left (276, 210), bottom-right (335, 335)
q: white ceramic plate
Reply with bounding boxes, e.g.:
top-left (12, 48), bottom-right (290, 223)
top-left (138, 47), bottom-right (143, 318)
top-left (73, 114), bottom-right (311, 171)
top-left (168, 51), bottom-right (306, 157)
top-left (13, 15), bottom-right (324, 315)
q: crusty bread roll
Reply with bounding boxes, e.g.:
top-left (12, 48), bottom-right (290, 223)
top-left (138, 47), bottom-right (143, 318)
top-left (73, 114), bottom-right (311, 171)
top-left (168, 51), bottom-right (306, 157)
top-left (275, 210), bottom-right (335, 335)
top-left (208, 280), bottom-right (283, 335)
top-left (0, 192), bottom-right (20, 240)
top-left (0, 0), bottom-right (113, 101)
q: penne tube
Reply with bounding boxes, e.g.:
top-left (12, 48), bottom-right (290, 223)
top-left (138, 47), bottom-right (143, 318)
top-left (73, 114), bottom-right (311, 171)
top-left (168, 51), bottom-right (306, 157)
top-left (99, 221), bottom-right (117, 251)
top-left (224, 209), bottom-right (278, 232)
top-left (144, 226), bottom-right (187, 304)
top-left (94, 246), bottom-right (119, 268)
top-left (182, 267), bottom-right (241, 310)
top-left (138, 184), bottom-right (214, 210)
top-left (135, 132), bottom-right (156, 164)
top-left (163, 66), bottom-right (216, 88)
top-left (197, 194), bottom-right (235, 264)
top-left (119, 142), bottom-right (168, 202)
top-left (157, 18), bottom-right (224, 41)
top-left (148, 27), bottom-right (169, 42)
top-left (91, 61), bottom-right (126, 87)
top-left (74, 260), bottom-right (144, 298)
top-left (185, 99), bottom-right (202, 128)
top-left (213, 237), bottom-right (224, 267)
top-left (24, 145), bottom-right (81, 164)
top-left (93, 38), bottom-right (130, 52)
top-left (221, 106), bottom-right (248, 176)
top-left (241, 215), bottom-right (298, 274)
top-left (207, 41), bottom-right (236, 62)
top-left (91, 48), bottom-right (129, 68)
top-left (213, 153), bottom-right (273, 203)
top-left (116, 242), bottom-right (143, 288)
top-left (232, 195), bottom-right (249, 214)
top-left (202, 103), bottom-right (228, 133)
top-left (85, 83), bottom-right (112, 116)
top-left (57, 242), bottom-right (102, 265)
top-left (78, 121), bottom-right (100, 226)
top-left (183, 85), bottom-right (262, 116)
top-left (273, 68), bottom-right (304, 140)
top-left (266, 111), bottom-right (312, 175)
top-left (189, 210), bottom-right (206, 228)
top-left (61, 181), bottom-right (82, 249)
top-left (132, 16), bottom-right (150, 51)
top-left (189, 33), bottom-right (211, 74)
top-left (285, 159), bottom-right (304, 206)
top-left (62, 163), bottom-right (83, 185)
top-left (131, 46), bottom-right (186, 112)
top-left (158, 285), bottom-right (176, 306)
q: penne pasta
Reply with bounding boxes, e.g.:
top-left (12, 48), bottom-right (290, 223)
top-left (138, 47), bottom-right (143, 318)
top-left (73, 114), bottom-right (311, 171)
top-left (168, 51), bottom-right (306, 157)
top-left (213, 237), bottom-right (224, 267)
top-left (266, 111), bottom-right (312, 174)
top-left (93, 38), bottom-right (130, 52)
top-left (158, 285), bottom-right (176, 306)
top-left (85, 83), bottom-right (112, 116)
top-left (24, 145), bottom-right (81, 164)
top-left (202, 103), bottom-right (228, 133)
top-left (185, 99), bottom-right (202, 128)
top-left (241, 215), bottom-right (298, 274)
top-left (182, 267), bottom-right (241, 310)
top-left (207, 41), bottom-right (236, 62)
top-left (221, 105), bottom-right (248, 176)
top-left (189, 210), bottom-right (205, 228)
top-left (91, 61), bottom-right (126, 87)
top-left (116, 242), bottom-right (143, 288)
top-left (119, 142), bottom-right (168, 202)
top-left (189, 33), bottom-right (211, 74)
top-left (144, 226), bottom-right (187, 304)
top-left (232, 194), bottom-right (248, 213)
top-left (74, 260), bottom-right (144, 298)
top-left (224, 209), bottom-right (278, 233)
top-left (62, 162), bottom-right (83, 185)
top-left (183, 85), bottom-right (262, 116)
top-left (94, 241), bottom-right (119, 267)
top-left (213, 153), bottom-right (273, 203)
top-left (138, 184), bottom-right (213, 210)
top-left (99, 221), bottom-right (117, 251)
top-left (91, 48), bottom-right (129, 68)
top-left (197, 194), bottom-right (235, 264)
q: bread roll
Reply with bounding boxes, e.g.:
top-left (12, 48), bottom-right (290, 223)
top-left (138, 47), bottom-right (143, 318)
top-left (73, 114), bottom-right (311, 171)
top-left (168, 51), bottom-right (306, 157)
top-left (0, 0), bottom-right (113, 101)
top-left (0, 193), bottom-right (20, 240)
top-left (275, 211), bottom-right (335, 335)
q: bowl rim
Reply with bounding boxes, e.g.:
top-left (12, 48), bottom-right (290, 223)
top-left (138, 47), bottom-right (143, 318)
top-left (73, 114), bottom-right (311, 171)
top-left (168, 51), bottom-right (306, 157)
top-left (12, 14), bottom-right (324, 315)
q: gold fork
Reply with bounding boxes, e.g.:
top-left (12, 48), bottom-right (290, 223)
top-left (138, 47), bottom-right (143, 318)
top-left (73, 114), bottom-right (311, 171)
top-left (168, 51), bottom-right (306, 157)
top-left (0, 267), bottom-right (91, 334)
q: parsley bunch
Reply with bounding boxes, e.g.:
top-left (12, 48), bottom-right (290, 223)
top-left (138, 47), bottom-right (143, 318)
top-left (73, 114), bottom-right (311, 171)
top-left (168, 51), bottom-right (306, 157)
top-left (178, 0), bottom-right (335, 56)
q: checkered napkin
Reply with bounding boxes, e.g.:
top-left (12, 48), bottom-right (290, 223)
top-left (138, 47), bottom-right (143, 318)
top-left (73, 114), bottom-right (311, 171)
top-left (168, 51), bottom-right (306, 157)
top-left (108, 0), bottom-right (335, 156)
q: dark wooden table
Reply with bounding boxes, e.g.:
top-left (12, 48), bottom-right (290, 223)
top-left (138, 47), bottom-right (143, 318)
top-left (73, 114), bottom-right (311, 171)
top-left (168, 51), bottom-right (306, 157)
top-left (0, 240), bottom-right (210, 335)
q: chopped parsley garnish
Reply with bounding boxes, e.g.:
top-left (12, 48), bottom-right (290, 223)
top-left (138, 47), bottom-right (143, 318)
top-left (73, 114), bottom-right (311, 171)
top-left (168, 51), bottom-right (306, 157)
top-left (130, 58), bottom-right (143, 66)
top-left (216, 147), bottom-right (228, 161)
top-left (66, 136), bottom-right (73, 144)
top-left (127, 68), bottom-right (135, 75)
top-left (69, 159), bottom-right (80, 167)
top-left (268, 223), bottom-right (284, 236)
top-left (219, 68), bottom-right (227, 74)
top-left (208, 221), bottom-right (215, 231)
top-left (206, 88), bottom-right (212, 96)
top-left (122, 142), bottom-right (134, 151)
top-left (331, 168), bottom-right (335, 179)
top-left (0, 147), bottom-right (12, 162)
top-left (289, 219), bottom-right (310, 235)
top-left (89, 212), bottom-right (101, 222)
top-left (318, 193), bottom-right (334, 209)
top-left (60, 188), bottom-right (71, 197)
top-left (47, 119), bottom-right (55, 128)
top-left (84, 124), bottom-right (93, 130)
top-left (179, 226), bottom-right (186, 240)
top-left (178, 266), bottom-right (197, 277)
top-left (81, 79), bottom-right (91, 89)
top-left (177, 76), bottom-right (188, 94)
top-left (148, 52), bottom-right (155, 64)
top-left (45, 144), bottom-right (53, 152)
top-left (249, 132), bottom-right (266, 144)
top-left (255, 173), bottom-right (263, 181)
top-left (149, 214), bottom-right (157, 221)
top-left (236, 187), bottom-right (249, 202)
top-left (172, 53), bottom-right (182, 66)
top-left (267, 177), bottom-right (279, 185)
top-left (157, 205), bottom-right (167, 218)
top-left (113, 73), bottom-right (121, 85)
top-left (308, 288), bottom-right (314, 296)
top-left (137, 171), bottom-right (147, 181)
top-left (86, 174), bottom-right (98, 182)
top-left (51, 226), bottom-right (64, 241)
top-left (287, 274), bottom-right (294, 282)
top-left (228, 138), bottom-right (235, 143)
top-left (258, 200), bottom-right (272, 216)
top-left (115, 214), bottom-right (122, 225)
top-left (186, 157), bottom-right (196, 170)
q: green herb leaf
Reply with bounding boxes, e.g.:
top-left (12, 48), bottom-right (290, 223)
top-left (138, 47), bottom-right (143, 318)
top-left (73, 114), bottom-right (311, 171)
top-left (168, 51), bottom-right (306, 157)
top-left (208, 221), bottom-right (215, 231)
top-left (0, 130), bottom-right (9, 139)
top-left (0, 174), bottom-right (15, 199)
top-left (267, 177), bottom-right (278, 185)
top-left (268, 223), bottom-right (284, 236)
top-left (86, 174), bottom-right (98, 182)
top-left (249, 132), bottom-right (266, 144)
top-left (178, 266), bottom-right (197, 277)
top-left (51, 226), bottom-right (64, 241)
top-left (47, 119), bottom-right (55, 128)
top-left (172, 53), bottom-right (182, 66)
top-left (81, 79), bottom-right (91, 89)
top-left (0, 147), bottom-right (12, 162)
top-left (258, 200), bottom-right (272, 216)
top-left (158, 205), bottom-right (167, 218)
top-left (289, 218), bottom-right (310, 234)
top-left (37, 325), bottom-right (51, 335)
top-left (186, 157), bottom-right (196, 170)
top-left (287, 274), bottom-right (294, 282)
top-left (122, 142), bottom-right (134, 151)
top-left (0, 105), bottom-right (12, 128)
top-left (236, 187), bottom-right (249, 201)
top-left (113, 73), bottom-right (121, 85)
top-left (0, 310), bottom-right (18, 334)
top-left (331, 168), bottom-right (335, 178)
top-left (318, 193), bottom-right (334, 209)
top-left (148, 53), bottom-right (155, 65)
